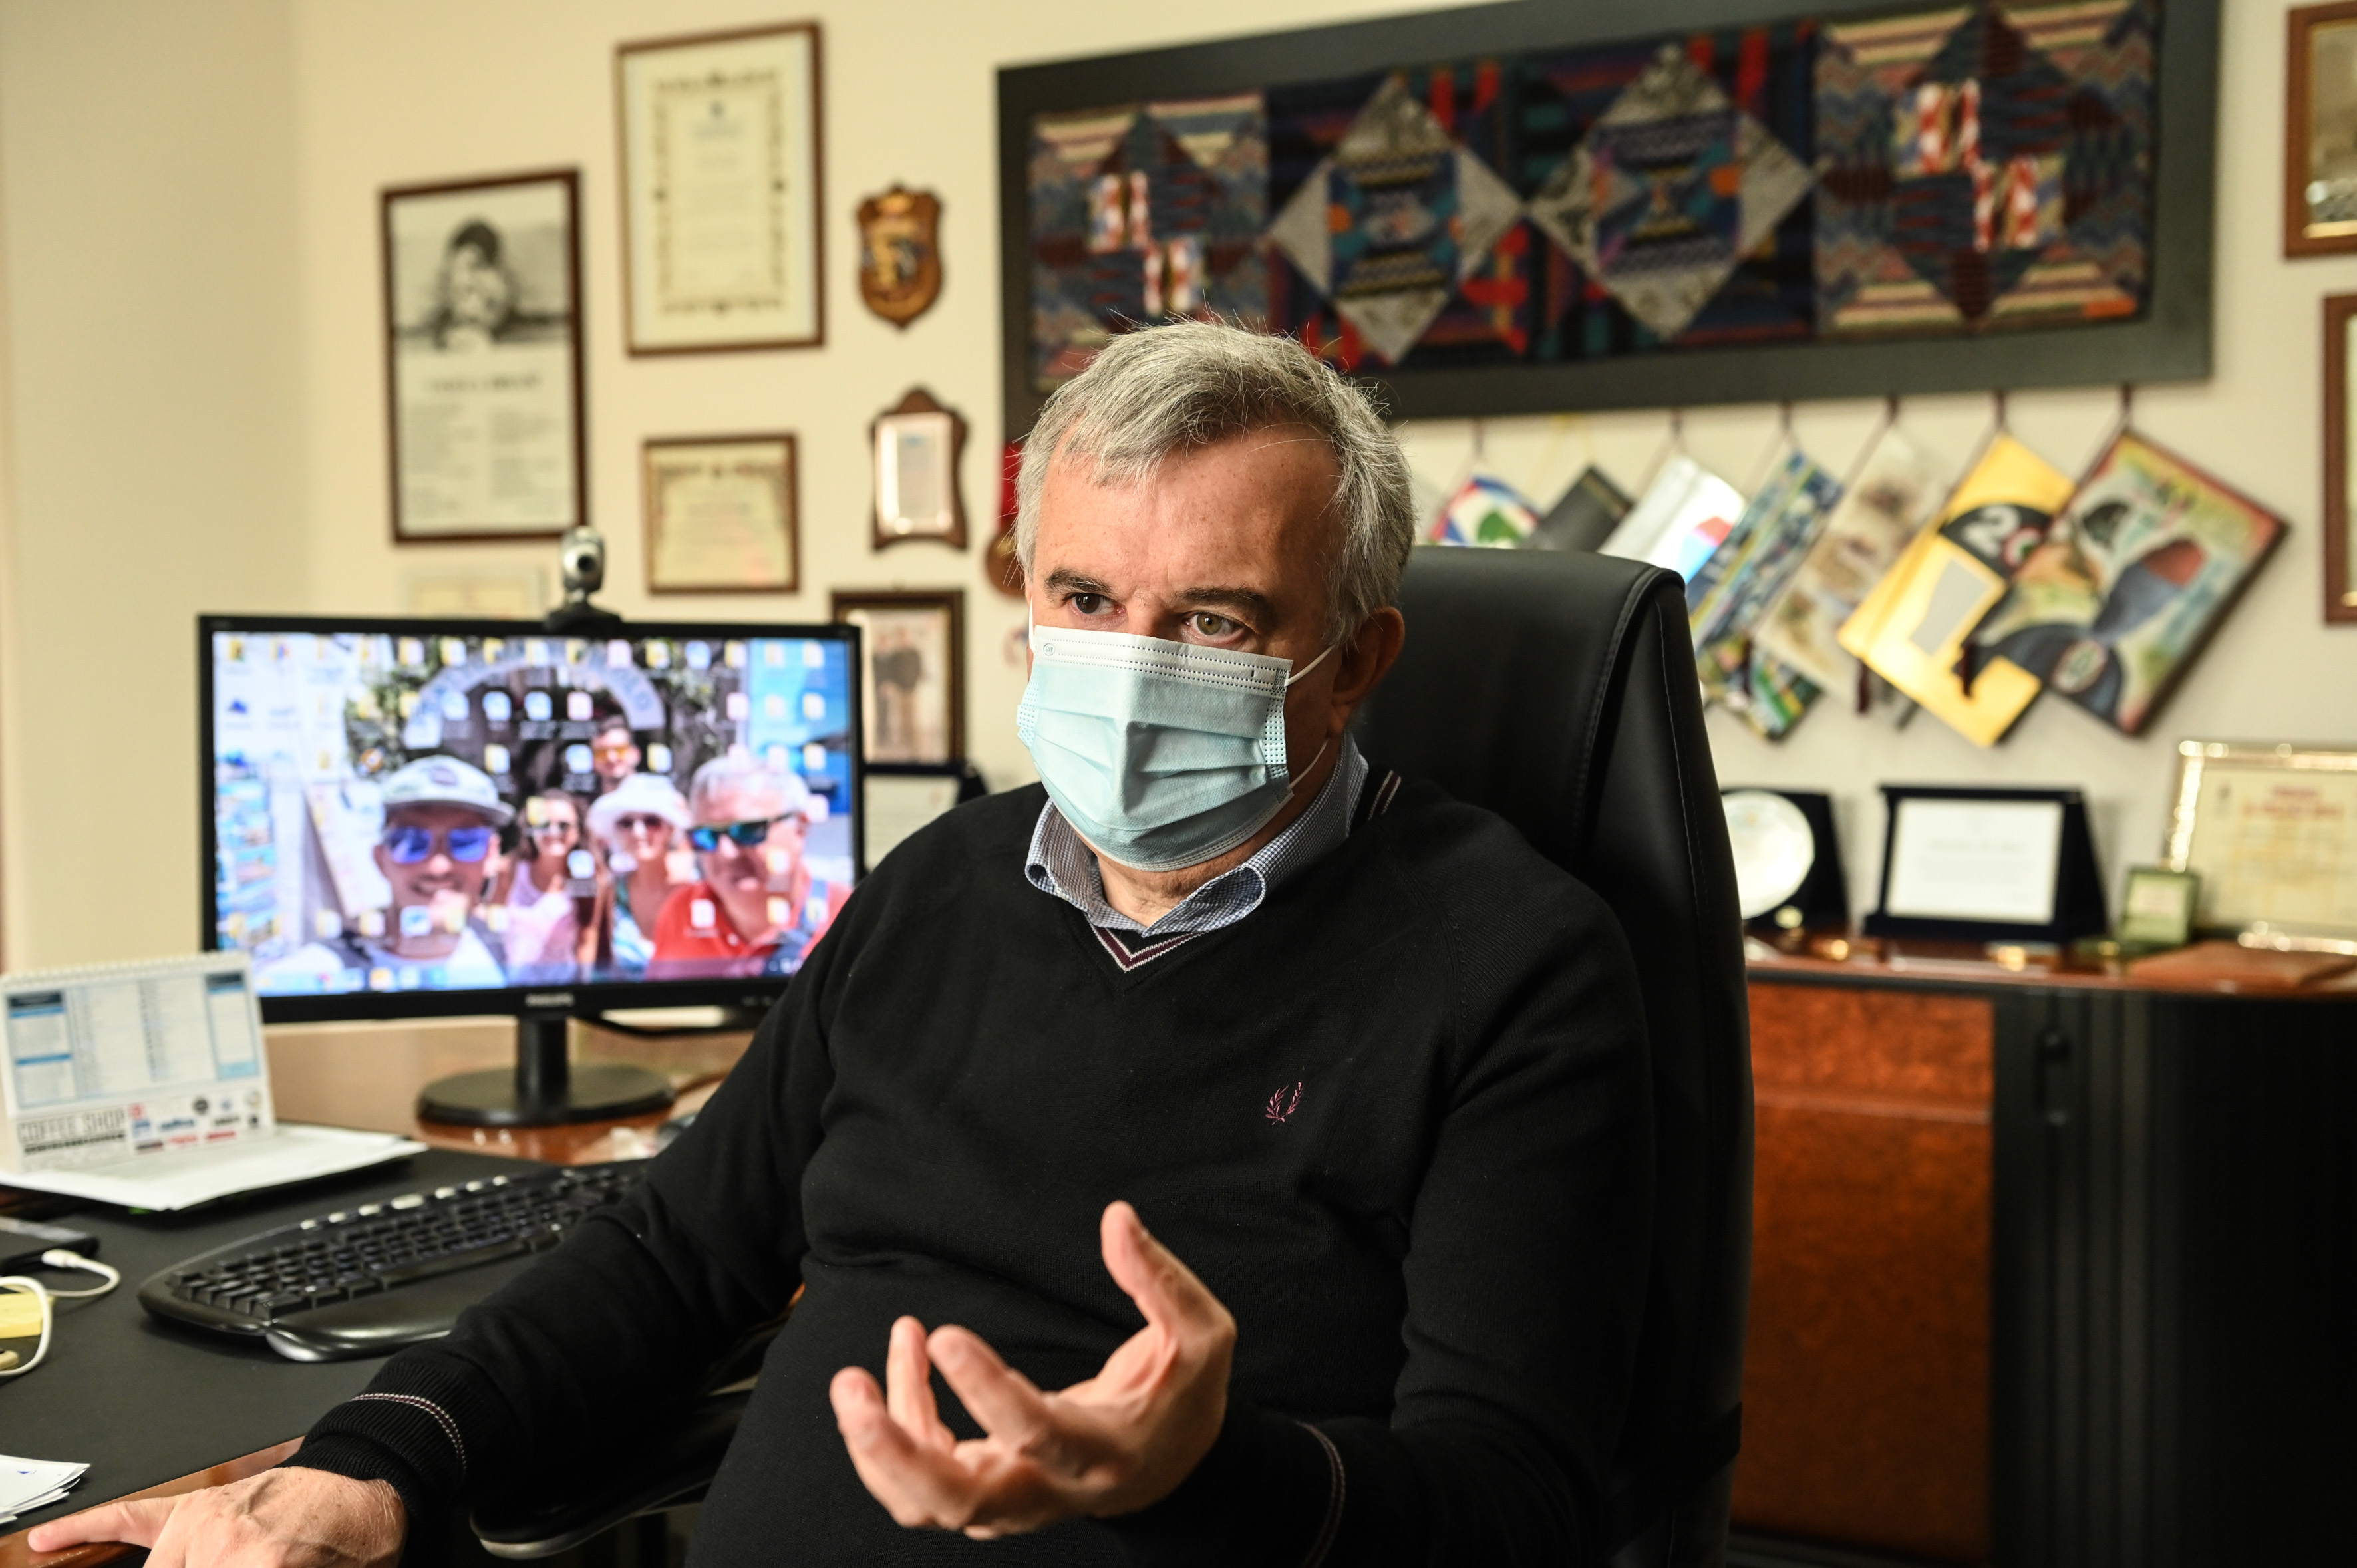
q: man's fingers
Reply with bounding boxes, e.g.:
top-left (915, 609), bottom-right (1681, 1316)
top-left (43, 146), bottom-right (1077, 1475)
top-left (885, 1315), bottom-right (953, 1449)
top-left (928, 1326), bottom-right (1076, 1467)
top-left (832, 1366), bottom-right (995, 1529)
top-left (1100, 1201), bottom-right (1227, 1339)
top-left (25, 1497), bottom-right (176, 1551)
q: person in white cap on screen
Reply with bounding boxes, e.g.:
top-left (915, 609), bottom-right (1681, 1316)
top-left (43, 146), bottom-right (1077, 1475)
top-left (585, 770), bottom-right (693, 973)
top-left (264, 755), bottom-right (512, 992)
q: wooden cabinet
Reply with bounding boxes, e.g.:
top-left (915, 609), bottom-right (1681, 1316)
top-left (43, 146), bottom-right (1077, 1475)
top-left (1730, 953), bottom-right (2357, 1568)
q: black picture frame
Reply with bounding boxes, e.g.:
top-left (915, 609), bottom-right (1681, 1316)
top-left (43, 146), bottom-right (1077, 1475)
top-left (997, 0), bottom-right (2221, 436)
top-left (381, 168), bottom-right (588, 543)
top-left (1864, 784), bottom-right (2108, 944)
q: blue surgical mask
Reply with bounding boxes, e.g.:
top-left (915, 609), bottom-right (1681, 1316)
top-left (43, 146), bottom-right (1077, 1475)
top-left (1018, 620), bottom-right (1335, 872)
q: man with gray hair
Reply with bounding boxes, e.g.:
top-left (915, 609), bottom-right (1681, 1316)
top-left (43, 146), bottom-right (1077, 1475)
top-left (645, 752), bottom-right (848, 979)
top-left (40, 322), bottom-right (1649, 1567)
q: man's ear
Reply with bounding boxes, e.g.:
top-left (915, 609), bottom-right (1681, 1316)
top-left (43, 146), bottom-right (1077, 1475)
top-left (1327, 607), bottom-right (1406, 719)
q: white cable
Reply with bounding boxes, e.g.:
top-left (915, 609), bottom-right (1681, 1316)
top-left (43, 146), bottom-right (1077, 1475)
top-left (38, 1250), bottom-right (120, 1299)
top-left (0, 1252), bottom-right (119, 1378)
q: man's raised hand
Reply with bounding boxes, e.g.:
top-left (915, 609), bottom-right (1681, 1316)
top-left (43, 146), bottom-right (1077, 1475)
top-left (828, 1200), bottom-right (1235, 1537)
top-left (23, 1468), bottom-right (404, 1568)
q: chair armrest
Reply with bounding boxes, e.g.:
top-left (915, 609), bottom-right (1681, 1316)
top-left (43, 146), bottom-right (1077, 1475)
top-left (470, 1390), bottom-right (749, 1560)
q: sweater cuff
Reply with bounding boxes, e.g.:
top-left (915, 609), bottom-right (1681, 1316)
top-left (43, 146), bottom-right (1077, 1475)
top-left (1098, 1401), bottom-right (1337, 1568)
top-left (281, 1354), bottom-right (511, 1529)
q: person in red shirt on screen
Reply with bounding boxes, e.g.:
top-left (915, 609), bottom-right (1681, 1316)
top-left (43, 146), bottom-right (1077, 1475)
top-left (647, 751), bottom-right (849, 979)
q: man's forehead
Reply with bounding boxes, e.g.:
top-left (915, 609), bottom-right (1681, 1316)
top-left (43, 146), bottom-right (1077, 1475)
top-left (1037, 431), bottom-right (1340, 589)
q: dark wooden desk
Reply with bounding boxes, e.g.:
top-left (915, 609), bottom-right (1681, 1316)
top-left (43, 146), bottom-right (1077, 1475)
top-left (1732, 940), bottom-right (2357, 1568)
top-left (0, 1019), bottom-right (748, 1568)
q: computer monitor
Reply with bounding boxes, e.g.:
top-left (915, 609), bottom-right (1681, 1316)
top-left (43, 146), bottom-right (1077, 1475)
top-left (200, 615), bottom-right (862, 1126)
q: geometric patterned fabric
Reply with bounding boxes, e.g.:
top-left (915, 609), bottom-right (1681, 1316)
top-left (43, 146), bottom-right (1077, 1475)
top-left (1815, 0), bottom-right (2153, 334)
top-left (1026, 3), bottom-right (2159, 389)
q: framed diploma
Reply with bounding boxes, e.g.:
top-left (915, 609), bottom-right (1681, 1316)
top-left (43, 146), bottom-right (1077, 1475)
top-left (381, 168), bottom-right (585, 542)
top-left (2164, 741), bottom-right (2357, 950)
top-left (617, 23), bottom-right (824, 355)
top-left (1865, 785), bottom-right (2108, 944)
top-left (642, 434), bottom-right (800, 593)
top-left (871, 387), bottom-right (968, 551)
top-left (831, 590), bottom-right (965, 764)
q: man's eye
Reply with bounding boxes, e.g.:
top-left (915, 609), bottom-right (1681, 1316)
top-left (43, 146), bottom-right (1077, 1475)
top-left (1188, 613), bottom-right (1236, 639)
top-left (1069, 593), bottom-right (1108, 616)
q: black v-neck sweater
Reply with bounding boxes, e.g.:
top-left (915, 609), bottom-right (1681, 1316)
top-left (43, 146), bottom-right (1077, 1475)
top-left (291, 781), bottom-right (1652, 1566)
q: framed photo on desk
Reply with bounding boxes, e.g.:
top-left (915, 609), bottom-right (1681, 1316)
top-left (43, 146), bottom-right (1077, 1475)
top-left (2164, 740), bottom-right (2357, 949)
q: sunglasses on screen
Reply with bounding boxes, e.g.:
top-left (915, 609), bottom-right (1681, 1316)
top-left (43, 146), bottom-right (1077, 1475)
top-left (382, 824), bottom-right (497, 865)
top-left (687, 816), bottom-right (790, 852)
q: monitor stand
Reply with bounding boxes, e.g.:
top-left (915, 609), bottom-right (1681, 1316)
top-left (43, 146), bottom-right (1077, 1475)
top-left (416, 1009), bottom-right (675, 1128)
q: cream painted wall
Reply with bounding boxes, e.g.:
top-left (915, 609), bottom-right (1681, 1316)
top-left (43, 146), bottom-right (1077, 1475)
top-left (285, 0), bottom-right (1478, 803)
top-left (0, 0), bottom-right (2350, 968)
top-left (0, 0), bottom-right (308, 969)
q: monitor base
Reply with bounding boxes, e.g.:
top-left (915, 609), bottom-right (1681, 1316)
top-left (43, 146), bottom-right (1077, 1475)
top-left (416, 1012), bottom-right (675, 1128)
top-left (418, 1063), bottom-right (675, 1128)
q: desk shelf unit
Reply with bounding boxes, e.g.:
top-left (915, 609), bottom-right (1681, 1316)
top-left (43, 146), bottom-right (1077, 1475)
top-left (1731, 950), bottom-right (2356, 1568)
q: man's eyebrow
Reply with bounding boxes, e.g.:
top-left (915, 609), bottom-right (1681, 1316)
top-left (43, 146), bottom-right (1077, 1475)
top-left (1042, 568), bottom-right (1110, 595)
top-left (1174, 586), bottom-right (1278, 623)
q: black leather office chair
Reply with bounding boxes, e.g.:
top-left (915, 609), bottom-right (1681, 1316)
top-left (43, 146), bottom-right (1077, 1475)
top-left (475, 548), bottom-right (1753, 1565)
top-left (1354, 548), bottom-right (1754, 1568)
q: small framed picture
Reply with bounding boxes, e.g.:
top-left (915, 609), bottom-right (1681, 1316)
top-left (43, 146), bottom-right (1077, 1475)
top-left (616, 23), bottom-right (824, 353)
top-left (2117, 867), bottom-right (2200, 951)
top-left (381, 168), bottom-right (585, 542)
top-left (831, 590), bottom-right (965, 764)
top-left (871, 387), bottom-right (969, 551)
top-left (2324, 294), bottom-right (2357, 623)
top-left (641, 434), bottom-right (800, 593)
top-left (2288, 3), bottom-right (2357, 256)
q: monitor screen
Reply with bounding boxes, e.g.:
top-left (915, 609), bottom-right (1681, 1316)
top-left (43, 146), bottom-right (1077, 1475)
top-left (202, 617), bottom-right (862, 1017)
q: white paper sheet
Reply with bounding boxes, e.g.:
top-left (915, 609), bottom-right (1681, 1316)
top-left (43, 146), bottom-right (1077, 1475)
top-left (0, 1455), bottom-right (88, 1523)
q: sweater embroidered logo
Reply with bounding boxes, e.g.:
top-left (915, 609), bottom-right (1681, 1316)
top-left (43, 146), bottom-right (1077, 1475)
top-left (1264, 1082), bottom-right (1302, 1122)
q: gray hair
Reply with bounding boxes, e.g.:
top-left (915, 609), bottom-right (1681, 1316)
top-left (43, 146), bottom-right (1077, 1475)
top-left (687, 750), bottom-right (814, 824)
top-left (1013, 321), bottom-right (1415, 644)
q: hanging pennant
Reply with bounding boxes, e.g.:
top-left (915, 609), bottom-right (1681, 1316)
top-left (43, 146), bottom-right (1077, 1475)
top-left (1966, 432), bottom-right (2284, 736)
top-left (1752, 425), bottom-right (1951, 690)
top-left (1688, 450), bottom-right (1845, 647)
top-left (1527, 466), bottom-right (1631, 551)
top-left (1685, 449), bottom-right (1845, 740)
top-left (1428, 472), bottom-right (1543, 547)
top-left (1599, 455), bottom-right (1746, 581)
top-left (1839, 434), bottom-right (2076, 746)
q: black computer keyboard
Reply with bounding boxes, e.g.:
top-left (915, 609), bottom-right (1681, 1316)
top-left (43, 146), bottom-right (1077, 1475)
top-left (139, 1162), bottom-right (640, 1362)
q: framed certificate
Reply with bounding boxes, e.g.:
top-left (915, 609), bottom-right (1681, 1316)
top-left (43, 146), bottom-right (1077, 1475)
top-left (617, 23), bottom-right (824, 355)
top-left (831, 590), bottom-right (965, 764)
top-left (381, 168), bottom-right (585, 542)
top-left (871, 387), bottom-right (968, 551)
top-left (1865, 786), bottom-right (2108, 943)
top-left (2164, 741), bottom-right (2357, 949)
top-left (641, 434), bottom-right (800, 593)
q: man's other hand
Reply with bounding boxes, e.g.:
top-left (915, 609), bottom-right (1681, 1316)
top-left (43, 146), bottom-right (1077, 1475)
top-left (830, 1200), bottom-right (1236, 1537)
top-left (24, 1469), bottom-right (404, 1568)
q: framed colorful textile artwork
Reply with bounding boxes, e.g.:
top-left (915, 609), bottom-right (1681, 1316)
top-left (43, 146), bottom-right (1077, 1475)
top-left (997, 0), bottom-right (2218, 433)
